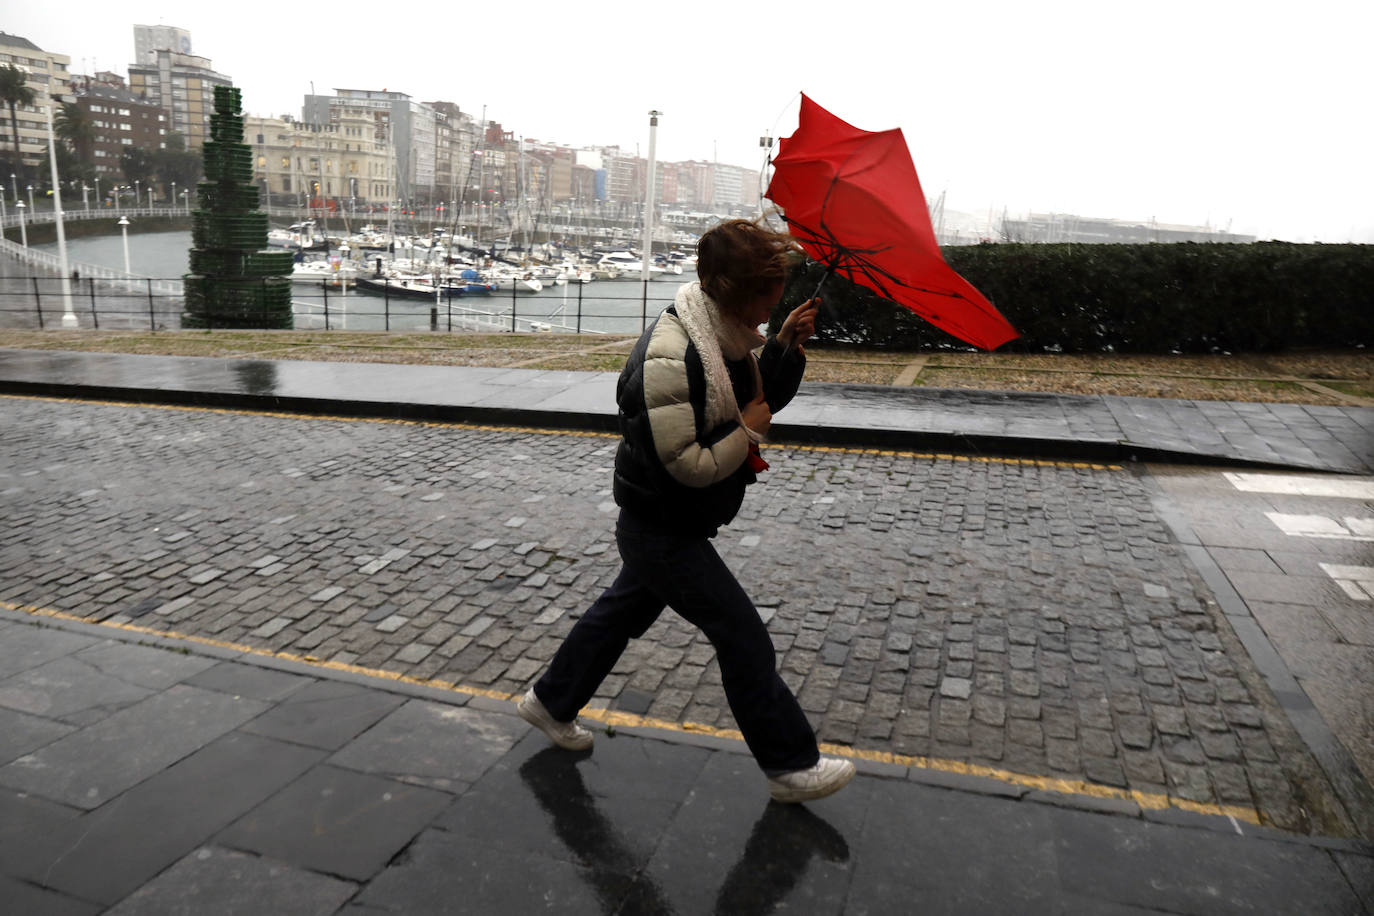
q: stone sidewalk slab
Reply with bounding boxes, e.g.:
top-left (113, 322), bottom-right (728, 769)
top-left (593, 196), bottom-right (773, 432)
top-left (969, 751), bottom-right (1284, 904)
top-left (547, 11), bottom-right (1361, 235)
top-left (0, 614), bottom-right (1369, 914)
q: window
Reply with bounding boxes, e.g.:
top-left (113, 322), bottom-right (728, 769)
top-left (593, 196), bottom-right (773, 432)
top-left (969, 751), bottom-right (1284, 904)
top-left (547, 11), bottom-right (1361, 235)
top-left (256, 133), bottom-right (264, 144)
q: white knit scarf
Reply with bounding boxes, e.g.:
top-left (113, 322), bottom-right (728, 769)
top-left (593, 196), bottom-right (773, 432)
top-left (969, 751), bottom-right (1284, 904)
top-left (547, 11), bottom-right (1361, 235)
top-left (672, 281), bottom-right (767, 439)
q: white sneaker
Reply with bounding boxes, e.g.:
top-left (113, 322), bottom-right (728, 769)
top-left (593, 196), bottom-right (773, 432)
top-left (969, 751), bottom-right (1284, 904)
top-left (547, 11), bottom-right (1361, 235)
top-left (517, 689), bottom-right (594, 751)
top-left (767, 757), bottom-right (856, 803)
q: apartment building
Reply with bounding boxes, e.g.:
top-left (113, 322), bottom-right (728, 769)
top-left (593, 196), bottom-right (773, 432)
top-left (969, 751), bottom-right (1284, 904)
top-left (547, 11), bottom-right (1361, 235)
top-left (74, 85), bottom-right (165, 180)
top-left (246, 113), bottom-right (393, 206)
top-left (0, 32), bottom-right (72, 175)
top-left (303, 90), bottom-right (451, 205)
top-left (127, 26), bottom-right (232, 149)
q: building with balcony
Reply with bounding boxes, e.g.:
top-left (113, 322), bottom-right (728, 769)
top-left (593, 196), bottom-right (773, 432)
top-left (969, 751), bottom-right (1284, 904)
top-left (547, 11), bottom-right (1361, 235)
top-left (246, 113), bottom-right (393, 209)
top-left (303, 90), bottom-right (458, 206)
top-left (0, 32), bottom-right (72, 176)
top-left (127, 27), bottom-right (232, 149)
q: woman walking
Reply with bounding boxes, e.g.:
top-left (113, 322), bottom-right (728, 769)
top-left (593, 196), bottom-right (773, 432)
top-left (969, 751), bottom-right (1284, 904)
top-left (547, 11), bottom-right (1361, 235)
top-left (519, 218), bottom-right (854, 803)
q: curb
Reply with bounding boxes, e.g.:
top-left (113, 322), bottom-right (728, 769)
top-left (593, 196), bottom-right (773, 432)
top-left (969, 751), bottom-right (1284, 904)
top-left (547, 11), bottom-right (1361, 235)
top-left (0, 379), bottom-right (1340, 473)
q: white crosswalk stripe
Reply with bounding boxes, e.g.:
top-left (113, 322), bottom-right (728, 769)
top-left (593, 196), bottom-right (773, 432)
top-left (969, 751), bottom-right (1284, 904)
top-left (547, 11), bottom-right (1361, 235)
top-left (1225, 472), bottom-right (1374, 499)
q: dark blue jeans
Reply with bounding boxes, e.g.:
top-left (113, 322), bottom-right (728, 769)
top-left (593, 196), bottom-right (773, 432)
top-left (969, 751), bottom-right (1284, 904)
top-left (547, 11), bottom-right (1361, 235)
top-left (534, 511), bottom-right (820, 773)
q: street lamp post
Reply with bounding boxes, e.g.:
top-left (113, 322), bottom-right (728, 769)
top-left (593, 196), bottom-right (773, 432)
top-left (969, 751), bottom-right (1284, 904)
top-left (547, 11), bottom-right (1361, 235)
top-left (181, 189), bottom-right (188, 214)
top-left (94, 177), bottom-right (101, 208)
top-left (15, 200), bottom-right (26, 247)
top-left (44, 97), bottom-right (77, 327)
top-left (9, 173), bottom-right (15, 203)
top-left (134, 180), bottom-right (141, 211)
top-left (82, 184), bottom-right (90, 212)
top-left (171, 181), bottom-right (176, 212)
top-left (27, 185), bottom-right (35, 212)
top-left (114, 184), bottom-right (121, 214)
top-left (118, 216), bottom-right (131, 274)
top-left (146, 185), bottom-right (153, 209)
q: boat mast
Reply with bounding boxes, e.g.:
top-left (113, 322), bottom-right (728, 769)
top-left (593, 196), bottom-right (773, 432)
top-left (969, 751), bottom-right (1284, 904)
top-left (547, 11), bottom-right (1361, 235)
top-left (384, 121), bottom-right (395, 250)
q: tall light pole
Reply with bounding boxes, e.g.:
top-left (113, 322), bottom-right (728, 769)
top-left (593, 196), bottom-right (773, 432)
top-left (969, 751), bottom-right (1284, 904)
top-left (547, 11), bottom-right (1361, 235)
top-left (181, 189), bottom-right (188, 213)
top-left (45, 98), bottom-right (77, 327)
top-left (94, 176), bottom-right (101, 208)
top-left (9, 173), bottom-right (15, 203)
top-left (27, 185), bottom-right (35, 212)
top-left (146, 185), bottom-right (153, 209)
top-left (118, 216), bottom-right (131, 273)
top-left (82, 184), bottom-right (91, 212)
top-left (640, 110), bottom-right (661, 306)
top-left (114, 183), bottom-right (120, 214)
top-left (15, 200), bottom-right (26, 246)
top-left (171, 181), bottom-right (176, 211)
top-left (134, 179), bottom-right (141, 211)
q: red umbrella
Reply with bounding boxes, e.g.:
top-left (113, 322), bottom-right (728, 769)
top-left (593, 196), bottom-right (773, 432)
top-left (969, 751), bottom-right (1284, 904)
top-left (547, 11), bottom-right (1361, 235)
top-left (766, 94), bottom-right (1018, 351)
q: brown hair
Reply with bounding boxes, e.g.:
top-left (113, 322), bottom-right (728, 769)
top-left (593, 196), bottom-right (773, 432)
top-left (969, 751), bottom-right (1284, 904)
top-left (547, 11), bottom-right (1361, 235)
top-left (696, 218), bottom-right (800, 316)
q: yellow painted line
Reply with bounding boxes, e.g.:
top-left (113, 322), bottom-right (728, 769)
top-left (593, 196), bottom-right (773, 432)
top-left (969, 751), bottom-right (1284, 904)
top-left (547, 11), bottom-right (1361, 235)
top-left (2, 597), bottom-right (1254, 825)
top-left (0, 392), bottom-right (1121, 470)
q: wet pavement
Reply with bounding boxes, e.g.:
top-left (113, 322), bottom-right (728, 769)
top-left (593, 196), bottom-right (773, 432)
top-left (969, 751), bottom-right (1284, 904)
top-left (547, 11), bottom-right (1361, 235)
top-left (1, 348), bottom-right (1373, 912)
top-left (2, 611), bottom-right (1371, 914)
top-left (2, 347), bottom-right (1372, 472)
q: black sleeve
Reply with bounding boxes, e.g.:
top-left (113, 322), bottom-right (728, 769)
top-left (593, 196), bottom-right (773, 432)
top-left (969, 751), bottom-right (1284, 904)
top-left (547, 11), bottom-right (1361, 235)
top-left (757, 336), bottom-right (806, 413)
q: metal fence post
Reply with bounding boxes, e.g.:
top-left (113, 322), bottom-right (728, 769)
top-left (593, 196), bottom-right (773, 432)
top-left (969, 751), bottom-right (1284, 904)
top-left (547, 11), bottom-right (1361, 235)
top-left (511, 280), bottom-right (517, 332)
top-left (641, 280), bottom-right (648, 332)
top-left (576, 281), bottom-right (583, 334)
top-left (323, 282), bottom-right (330, 331)
top-left (147, 279), bottom-right (156, 330)
top-left (88, 277), bottom-right (98, 329)
top-left (384, 280), bottom-right (390, 331)
top-left (32, 277), bottom-right (44, 329)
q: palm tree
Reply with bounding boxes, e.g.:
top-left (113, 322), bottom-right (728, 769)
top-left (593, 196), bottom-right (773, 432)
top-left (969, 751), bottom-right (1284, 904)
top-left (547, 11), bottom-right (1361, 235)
top-left (0, 64), bottom-right (36, 180)
top-left (54, 101), bottom-right (95, 167)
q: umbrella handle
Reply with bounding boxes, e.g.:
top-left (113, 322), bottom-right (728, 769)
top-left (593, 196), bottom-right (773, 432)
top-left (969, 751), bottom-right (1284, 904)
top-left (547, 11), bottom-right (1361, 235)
top-left (778, 268), bottom-right (830, 364)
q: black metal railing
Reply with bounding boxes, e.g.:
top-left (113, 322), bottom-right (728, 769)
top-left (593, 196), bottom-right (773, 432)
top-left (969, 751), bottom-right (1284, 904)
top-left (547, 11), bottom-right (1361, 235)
top-left (0, 275), bottom-right (680, 335)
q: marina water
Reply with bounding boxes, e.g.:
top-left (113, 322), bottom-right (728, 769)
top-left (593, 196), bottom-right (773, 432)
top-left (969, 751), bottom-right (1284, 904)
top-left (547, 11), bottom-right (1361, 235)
top-left (32, 232), bottom-right (687, 335)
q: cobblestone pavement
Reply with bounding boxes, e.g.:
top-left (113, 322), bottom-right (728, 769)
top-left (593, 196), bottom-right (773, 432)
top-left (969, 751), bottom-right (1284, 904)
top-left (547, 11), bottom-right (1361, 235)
top-left (0, 395), bottom-right (1354, 835)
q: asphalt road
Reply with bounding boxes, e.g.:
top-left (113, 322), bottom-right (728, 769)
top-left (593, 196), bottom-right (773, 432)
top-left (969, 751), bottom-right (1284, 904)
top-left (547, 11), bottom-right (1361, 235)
top-left (0, 393), bottom-right (1365, 837)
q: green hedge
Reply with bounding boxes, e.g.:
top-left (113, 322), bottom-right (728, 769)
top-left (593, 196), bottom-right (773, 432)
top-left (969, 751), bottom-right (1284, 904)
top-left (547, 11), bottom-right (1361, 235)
top-left (774, 243), bottom-right (1373, 352)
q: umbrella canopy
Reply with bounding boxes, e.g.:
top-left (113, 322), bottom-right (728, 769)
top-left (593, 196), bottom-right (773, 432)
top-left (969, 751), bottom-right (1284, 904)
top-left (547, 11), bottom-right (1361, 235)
top-left (766, 94), bottom-right (1018, 351)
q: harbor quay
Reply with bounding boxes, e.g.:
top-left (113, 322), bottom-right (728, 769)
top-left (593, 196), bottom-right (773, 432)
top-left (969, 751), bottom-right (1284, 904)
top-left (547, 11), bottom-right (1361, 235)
top-left (0, 362), bottom-right (1372, 911)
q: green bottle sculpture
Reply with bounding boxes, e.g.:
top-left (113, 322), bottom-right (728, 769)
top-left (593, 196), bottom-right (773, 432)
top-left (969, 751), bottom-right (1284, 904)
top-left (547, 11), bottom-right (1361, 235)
top-left (183, 86), bottom-right (294, 328)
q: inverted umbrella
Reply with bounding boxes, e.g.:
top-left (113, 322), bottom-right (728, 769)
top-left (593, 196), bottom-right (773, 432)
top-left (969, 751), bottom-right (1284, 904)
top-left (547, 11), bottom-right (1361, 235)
top-left (766, 94), bottom-right (1018, 351)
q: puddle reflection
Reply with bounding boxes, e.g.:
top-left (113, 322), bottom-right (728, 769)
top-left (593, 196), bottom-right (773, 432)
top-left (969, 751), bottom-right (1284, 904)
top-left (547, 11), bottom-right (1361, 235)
top-left (232, 360), bottom-right (279, 396)
top-left (519, 747), bottom-right (850, 915)
top-left (519, 747), bottom-right (670, 913)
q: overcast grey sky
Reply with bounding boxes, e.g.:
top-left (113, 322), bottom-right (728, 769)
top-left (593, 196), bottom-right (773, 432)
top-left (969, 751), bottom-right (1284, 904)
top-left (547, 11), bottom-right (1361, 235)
top-left (9, 0), bottom-right (1371, 241)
